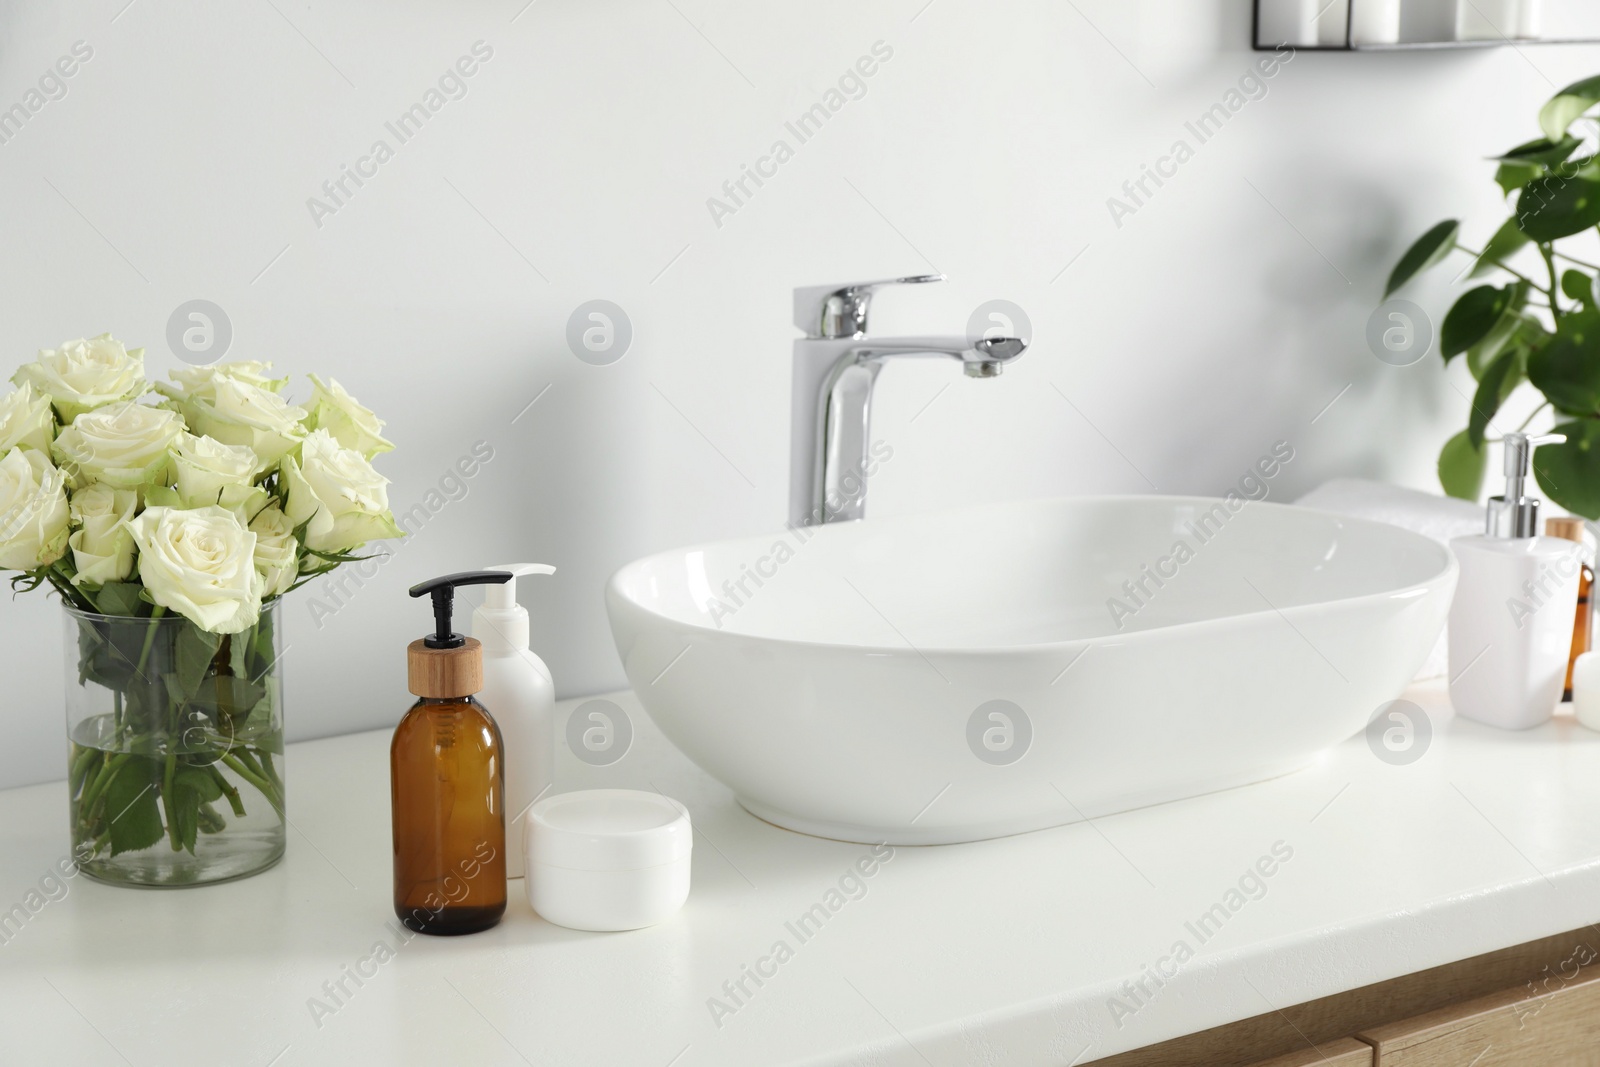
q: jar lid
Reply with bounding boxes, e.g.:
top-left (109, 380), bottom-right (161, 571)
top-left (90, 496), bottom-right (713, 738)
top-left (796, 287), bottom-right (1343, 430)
top-left (526, 789), bottom-right (692, 872)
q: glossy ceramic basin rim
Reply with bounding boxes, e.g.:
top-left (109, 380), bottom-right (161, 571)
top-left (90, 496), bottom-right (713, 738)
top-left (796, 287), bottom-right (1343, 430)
top-left (606, 495), bottom-right (1456, 655)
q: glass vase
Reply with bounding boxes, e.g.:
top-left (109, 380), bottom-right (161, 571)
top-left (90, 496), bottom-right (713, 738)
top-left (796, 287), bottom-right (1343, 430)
top-left (64, 602), bottom-right (286, 887)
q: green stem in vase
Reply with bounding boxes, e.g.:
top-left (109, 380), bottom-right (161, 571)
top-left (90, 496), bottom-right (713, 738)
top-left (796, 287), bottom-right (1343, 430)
top-left (260, 751), bottom-right (283, 795)
top-left (209, 764), bottom-right (246, 818)
top-left (221, 754), bottom-right (283, 818)
top-left (79, 752), bottom-right (127, 815)
top-left (68, 744), bottom-right (97, 801)
top-left (258, 751), bottom-right (286, 807)
top-left (134, 605), bottom-right (166, 679)
top-left (162, 755), bottom-right (181, 852)
top-left (235, 748), bottom-right (286, 815)
top-left (233, 747), bottom-right (264, 780)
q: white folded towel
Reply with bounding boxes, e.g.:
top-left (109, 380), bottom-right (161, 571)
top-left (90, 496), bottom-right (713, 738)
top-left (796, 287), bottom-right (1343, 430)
top-left (1295, 478), bottom-right (1483, 680)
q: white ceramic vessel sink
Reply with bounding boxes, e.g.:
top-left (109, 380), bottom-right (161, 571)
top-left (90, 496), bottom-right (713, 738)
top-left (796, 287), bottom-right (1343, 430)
top-left (606, 496), bottom-right (1456, 845)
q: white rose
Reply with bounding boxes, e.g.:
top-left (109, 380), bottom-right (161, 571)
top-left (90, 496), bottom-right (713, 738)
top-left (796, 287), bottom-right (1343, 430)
top-left (282, 429), bottom-right (401, 553)
top-left (0, 382), bottom-right (56, 453)
top-left (13, 334), bottom-right (146, 422)
top-left (124, 505), bottom-right (262, 634)
top-left (0, 447), bottom-right (70, 571)
top-left (52, 403), bottom-right (183, 492)
top-left (171, 432), bottom-right (260, 509)
top-left (181, 378), bottom-right (306, 467)
top-left (154, 361), bottom-right (285, 407)
top-left (249, 506), bottom-right (299, 598)
top-left (305, 375), bottom-right (393, 459)
top-left (67, 483), bottom-right (137, 585)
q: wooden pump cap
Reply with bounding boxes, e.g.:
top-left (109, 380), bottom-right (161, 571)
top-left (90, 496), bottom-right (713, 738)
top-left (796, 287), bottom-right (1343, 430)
top-left (1547, 516), bottom-right (1586, 544)
top-left (408, 637), bottom-right (483, 699)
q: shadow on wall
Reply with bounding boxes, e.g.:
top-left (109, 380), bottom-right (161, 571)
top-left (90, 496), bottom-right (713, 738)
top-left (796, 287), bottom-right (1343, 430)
top-left (1151, 166), bottom-right (1455, 497)
top-left (487, 341), bottom-right (652, 697)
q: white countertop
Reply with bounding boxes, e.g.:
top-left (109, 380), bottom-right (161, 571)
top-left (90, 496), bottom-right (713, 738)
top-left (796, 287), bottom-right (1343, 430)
top-left (3, 682), bottom-right (1600, 1066)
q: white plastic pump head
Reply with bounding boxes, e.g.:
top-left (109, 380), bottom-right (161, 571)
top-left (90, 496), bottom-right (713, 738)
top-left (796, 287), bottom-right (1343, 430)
top-left (473, 563), bottom-right (555, 653)
top-left (484, 563), bottom-right (555, 610)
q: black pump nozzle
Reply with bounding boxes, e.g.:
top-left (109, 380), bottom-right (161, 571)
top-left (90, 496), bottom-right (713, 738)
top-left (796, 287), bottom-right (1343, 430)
top-left (409, 572), bottom-right (513, 649)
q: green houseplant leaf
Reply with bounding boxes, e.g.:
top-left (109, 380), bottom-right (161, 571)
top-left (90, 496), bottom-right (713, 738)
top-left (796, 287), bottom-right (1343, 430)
top-left (1469, 217), bottom-right (1532, 278)
top-left (1438, 429), bottom-right (1488, 501)
top-left (1386, 220), bottom-right (1459, 297)
top-left (1466, 311), bottom-right (1539, 380)
top-left (1497, 135), bottom-right (1584, 168)
top-left (1467, 349), bottom-right (1524, 449)
top-left (1442, 283), bottom-right (1526, 360)
top-left (1516, 166), bottom-right (1600, 241)
top-left (1533, 420), bottom-right (1600, 519)
top-left (1496, 160), bottom-right (1544, 196)
top-left (1540, 74), bottom-right (1600, 142)
top-left (1562, 269), bottom-right (1596, 309)
top-left (1528, 308), bottom-right (1600, 415)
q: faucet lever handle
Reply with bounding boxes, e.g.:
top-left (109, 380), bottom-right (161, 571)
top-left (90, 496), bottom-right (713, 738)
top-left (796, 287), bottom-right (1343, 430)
top-left (793, 274), bottom-right (944, 338)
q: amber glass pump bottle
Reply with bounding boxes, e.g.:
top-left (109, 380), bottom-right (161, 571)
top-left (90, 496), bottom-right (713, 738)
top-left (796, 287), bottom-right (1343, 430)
top-left (1546, 518), bottom-right (1594, 702)
top-left (392, 571), bottom-right (513, 935)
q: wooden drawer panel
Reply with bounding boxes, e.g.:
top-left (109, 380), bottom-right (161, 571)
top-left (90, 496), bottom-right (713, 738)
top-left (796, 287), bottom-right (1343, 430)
top-left (1360, 967), bottom-right (1600, 1066)
top-left (1092, 929), bottom-right (1600, 1067)
top-left (1246, 1036), bottom-right (1373, 1066)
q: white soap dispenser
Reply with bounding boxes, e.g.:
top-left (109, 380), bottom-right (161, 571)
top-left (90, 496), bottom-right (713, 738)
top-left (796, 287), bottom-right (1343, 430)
top-left (472, 562), bottom-right (557, 878)
top-left (1448, 433), bottom-right (1583, 729)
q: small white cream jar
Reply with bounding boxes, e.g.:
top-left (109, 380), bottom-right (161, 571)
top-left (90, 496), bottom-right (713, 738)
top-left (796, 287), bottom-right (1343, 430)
top-left (525, 789), bottom-right (691, 931)
top-left (1572, 651), bottom-right (1600, 734)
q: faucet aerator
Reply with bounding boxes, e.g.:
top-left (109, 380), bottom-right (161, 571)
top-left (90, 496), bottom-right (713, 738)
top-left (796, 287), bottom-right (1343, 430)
top-left (966, 362), bottom-right (1002, 378)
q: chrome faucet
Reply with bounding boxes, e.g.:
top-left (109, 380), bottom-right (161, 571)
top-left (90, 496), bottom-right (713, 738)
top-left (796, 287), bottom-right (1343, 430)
top-left (788, 275), bottom-right (1027, 527)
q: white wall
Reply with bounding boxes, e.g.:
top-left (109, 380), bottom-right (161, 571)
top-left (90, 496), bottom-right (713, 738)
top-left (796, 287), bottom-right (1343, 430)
top-left (1, 0), bottom-right (1596, 789)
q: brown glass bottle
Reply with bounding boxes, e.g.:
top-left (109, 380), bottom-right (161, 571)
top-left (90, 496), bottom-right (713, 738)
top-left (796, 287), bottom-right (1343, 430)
top-left (1547, 518), bottom-right (1594, 702)
top-left (391, 692), bottom-right (507, 935)
top-left (396, 572), bottom-right (514, 934)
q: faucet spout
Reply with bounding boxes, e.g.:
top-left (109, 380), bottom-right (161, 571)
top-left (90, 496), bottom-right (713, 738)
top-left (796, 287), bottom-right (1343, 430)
top-left (787, 330), bottom-right (1028, 527)
top-left (847, 334), bottom-right (1026, 374)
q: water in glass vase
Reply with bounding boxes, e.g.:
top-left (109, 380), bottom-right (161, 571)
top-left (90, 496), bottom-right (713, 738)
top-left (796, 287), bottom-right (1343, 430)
top-left (64, 603), bottom-right (286, 887)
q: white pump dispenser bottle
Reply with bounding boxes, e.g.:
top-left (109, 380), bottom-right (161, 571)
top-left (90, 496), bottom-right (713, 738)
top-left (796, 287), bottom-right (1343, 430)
top-left (1448, 433), bottom-right (1583, 730)
top-left (472, 563), bottom-right (556, 878)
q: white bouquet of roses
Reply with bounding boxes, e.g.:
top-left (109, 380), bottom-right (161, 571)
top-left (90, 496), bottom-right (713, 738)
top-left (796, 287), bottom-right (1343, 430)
top-left (0, 334), bottom-right (401, 630)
